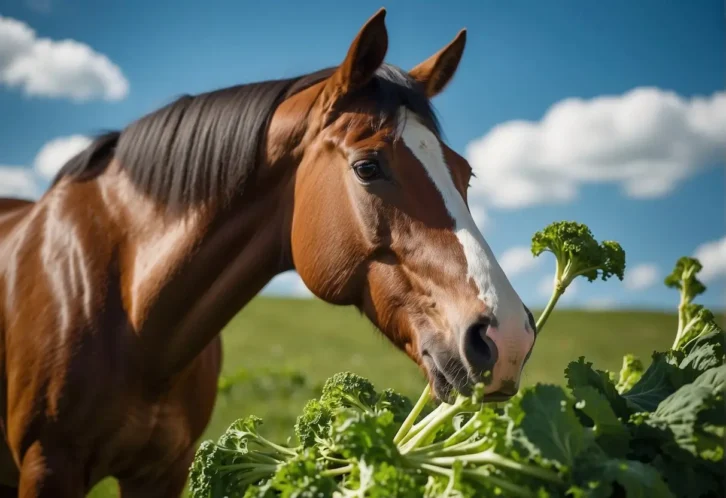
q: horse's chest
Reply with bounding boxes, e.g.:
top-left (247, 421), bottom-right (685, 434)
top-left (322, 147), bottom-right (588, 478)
top-left (87, 395), bottom-right (194, 482)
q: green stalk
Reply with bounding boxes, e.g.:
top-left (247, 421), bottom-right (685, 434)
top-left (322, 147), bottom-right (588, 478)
top-left (245, 452), bottom-right (287, 465)
top-left (393, 384), bottom-right (431, 445)
top-left (252, 435), bottom-right (298, 457)
top-left (417, 463), bottom-right (457, 496)
top-left (536, 284), bottom-right (564, 333)
top-left (418, 463), bottom-right (535, 498)
top-left (536, 258), bottom-right (605, 333)
top-left (408, 410), bottom-right (489, 456)
top-left (343, 394), bottom-right (371, 413)
top-left (397, 399), bottom-right (448, 447)
top-left (236, 470), bottom-right (279, 489)
top-left (213, 445), bottom-right (283, 465)
top-left (673, 284), bottom-right (692, 349)
top-left (400, 398), bottom-right (470, 454)
top-left (217, 463), bottom-right (278, 473)
top-left (414, 451), bottom-right (562, 484)
top-left (322, 464), bottom-right (354, 477)
top-left (410, 437), bottom-right (488, 458)
top-left (320, 455), bottom-right (350, 465)
top-left (674, 314), bottom-right (701, 350)
top-left (462, 467), bottom-right (539, 498)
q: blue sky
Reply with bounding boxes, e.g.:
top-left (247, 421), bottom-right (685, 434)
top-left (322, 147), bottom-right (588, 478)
top-left (0, 0), bottom-right (724, 311)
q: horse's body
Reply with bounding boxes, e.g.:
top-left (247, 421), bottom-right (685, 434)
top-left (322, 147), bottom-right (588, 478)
top-left (0, 9), bottom-right (538, 496)
top-left (0, 187), bottom-right (223, 496)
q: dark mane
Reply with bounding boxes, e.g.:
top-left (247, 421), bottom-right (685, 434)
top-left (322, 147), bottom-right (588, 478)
top-left (52, 63), bottom-right (439, 210)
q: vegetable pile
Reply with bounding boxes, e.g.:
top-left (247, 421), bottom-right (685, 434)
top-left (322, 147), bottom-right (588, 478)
top-left (190, 221), bottom-right (725, 497)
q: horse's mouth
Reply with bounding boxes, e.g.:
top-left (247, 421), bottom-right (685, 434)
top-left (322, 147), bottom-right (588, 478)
top-left (421, 353), bottom-right (516, 404)
top-left (422, 352), bottom-right (468, 403)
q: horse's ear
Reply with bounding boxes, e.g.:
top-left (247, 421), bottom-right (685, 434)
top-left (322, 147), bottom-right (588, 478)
top-left (327, 8), bottom-right (388, 98)
top-left (409, 29), bottom-right (467, 98)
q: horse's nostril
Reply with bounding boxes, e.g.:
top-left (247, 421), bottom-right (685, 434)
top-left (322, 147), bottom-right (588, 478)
top-left (463, 318), bottom-right (498, 374)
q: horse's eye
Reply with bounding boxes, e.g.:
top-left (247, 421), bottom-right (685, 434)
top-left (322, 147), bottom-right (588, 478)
top-left (353, 160), bottom-right (382, 182)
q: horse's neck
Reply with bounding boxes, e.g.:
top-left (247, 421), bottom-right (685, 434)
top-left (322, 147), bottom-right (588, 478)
top-left (100, 166), bottom-right (295, 380)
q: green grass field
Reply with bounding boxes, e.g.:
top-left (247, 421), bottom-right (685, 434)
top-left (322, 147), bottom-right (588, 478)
top-left (88, 297), bottom-right (687, 497)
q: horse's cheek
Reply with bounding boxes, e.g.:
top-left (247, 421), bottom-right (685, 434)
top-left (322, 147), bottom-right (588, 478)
top-left (290, 173), bottom-right (365, 305)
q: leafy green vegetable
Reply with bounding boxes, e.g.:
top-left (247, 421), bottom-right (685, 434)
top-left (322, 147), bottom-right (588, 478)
top-left (664, 256), bottom-right (716, 350)
top-left (515, 384), bottom-right (586, 468)
top-left (572, 386), bottom-right (630, 457)
top-left (621, 352), bottom-right (684, 413)
top-left (579, 458), bottom-right (676, 498)
top-left (640, 366), bottom-right (725, 462)
top-left (190, 224), bottom-right (725, 498)
top-left (565, 357), bottom-right (630, 419)
top-left (614, 354), bottom-right (644, 394)
top-left (530, 221), bottom-right (626, 331)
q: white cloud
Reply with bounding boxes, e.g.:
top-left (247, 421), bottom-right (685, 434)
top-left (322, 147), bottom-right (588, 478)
top-left (623, 263), bottom-right (659, 291)
top-left (0, 134), bottom-right (92, 200)
top-left (693, 237), bottom-right (726, 282)
top-left (466, 87), bottom-right (726, 209)
top-left (469, 203), bottom-right (489, 233)
top-left (498, 246), bottom-right (541, 277)
top-left (33, 135), bottom-right (92, 179)
top-left (262, 271), bottom-right (314, 299)
top-left (0, 15), bottom-right (129, 101)
top-left (583, 297), bottom-right (618, 310)
top-left (0, 166), bottom-right (40, 198)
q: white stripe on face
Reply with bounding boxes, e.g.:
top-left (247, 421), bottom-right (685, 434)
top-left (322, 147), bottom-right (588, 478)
top-left (397, 108), bottom-right (532, 387)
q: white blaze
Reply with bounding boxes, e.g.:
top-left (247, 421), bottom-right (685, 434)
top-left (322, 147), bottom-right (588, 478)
top-left (398, 108), bottom-right (532, 389)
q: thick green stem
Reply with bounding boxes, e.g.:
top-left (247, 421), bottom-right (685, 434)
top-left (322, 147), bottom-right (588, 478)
top-left (253, 435), bottom-right (298, 457)
top-left (245, 452), bottom-right (286, 465)
top-left (462, 467), bottom-right (538, 498)
top-left (217, 463), bottom-right (278, 473)
top-left (400, 399), bottom-right (469, 454)
top-left (320, 455), bottom-right (350, 465)
top-left (536, 285), bottom-right (564, 333)
top-left (673, 296), bottom-right (687, 349)
top-left (343, 394), bottom-right (370, 413)
top-left (674, 314), bottom-right (701, 350)
top-left (236, 469), bottom-right (278, 489)
top-left (393, 384), bottom-right (431, 445)
top-left (397, 400), bottom-right (447, 447)
top-left (418, 463), bottom-right (535, 498)
top-left (322, 464), bottom-right (354, 477)
top-left (410, 437), bottom-right (488, 458)
top-left (413, 451), bottom-right (562, 484)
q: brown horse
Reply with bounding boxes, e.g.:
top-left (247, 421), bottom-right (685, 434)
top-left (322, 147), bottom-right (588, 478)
top-left (0, 8), bottom-right (537, 497)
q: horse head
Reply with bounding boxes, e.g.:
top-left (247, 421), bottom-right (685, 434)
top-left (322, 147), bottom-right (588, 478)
top-left (279, 9), bottom-right (537, 402)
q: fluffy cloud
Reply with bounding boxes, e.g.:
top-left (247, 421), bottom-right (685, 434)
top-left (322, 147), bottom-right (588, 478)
top-left (0, 15), bottom-right (128, 101)
top-left (693, 237), bottom-right (726, 282)
top-left (466, 87), bottom-right (726, 209)
top-left (0, 166), bottom-right (39, 198)
top-left (469, 204), bottom-right (489, 233)
top-left (33, 135), bottom-right (92, 179)
top-left (0, 134), bottom-right (92, 199)
top-left (498, 246), bottom-right (541, 277)
top-left (623, 263), bottom-right (660, 291)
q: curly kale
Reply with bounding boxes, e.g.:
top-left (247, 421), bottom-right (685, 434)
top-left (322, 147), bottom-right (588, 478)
top-left (664, 256), bottom-right (723, 350)
top-left (189, 416), bottom-right (297, 498)
top-left (191, 227), bottom-right (725, 498)
top-left (320, 371), bottom-right (378, 412)
top-left (531, 221), bottom-right (626, 332)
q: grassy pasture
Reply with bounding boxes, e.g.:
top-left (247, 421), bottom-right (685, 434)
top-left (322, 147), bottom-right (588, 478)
top-left (88, 297), bottom-right (688, 497)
